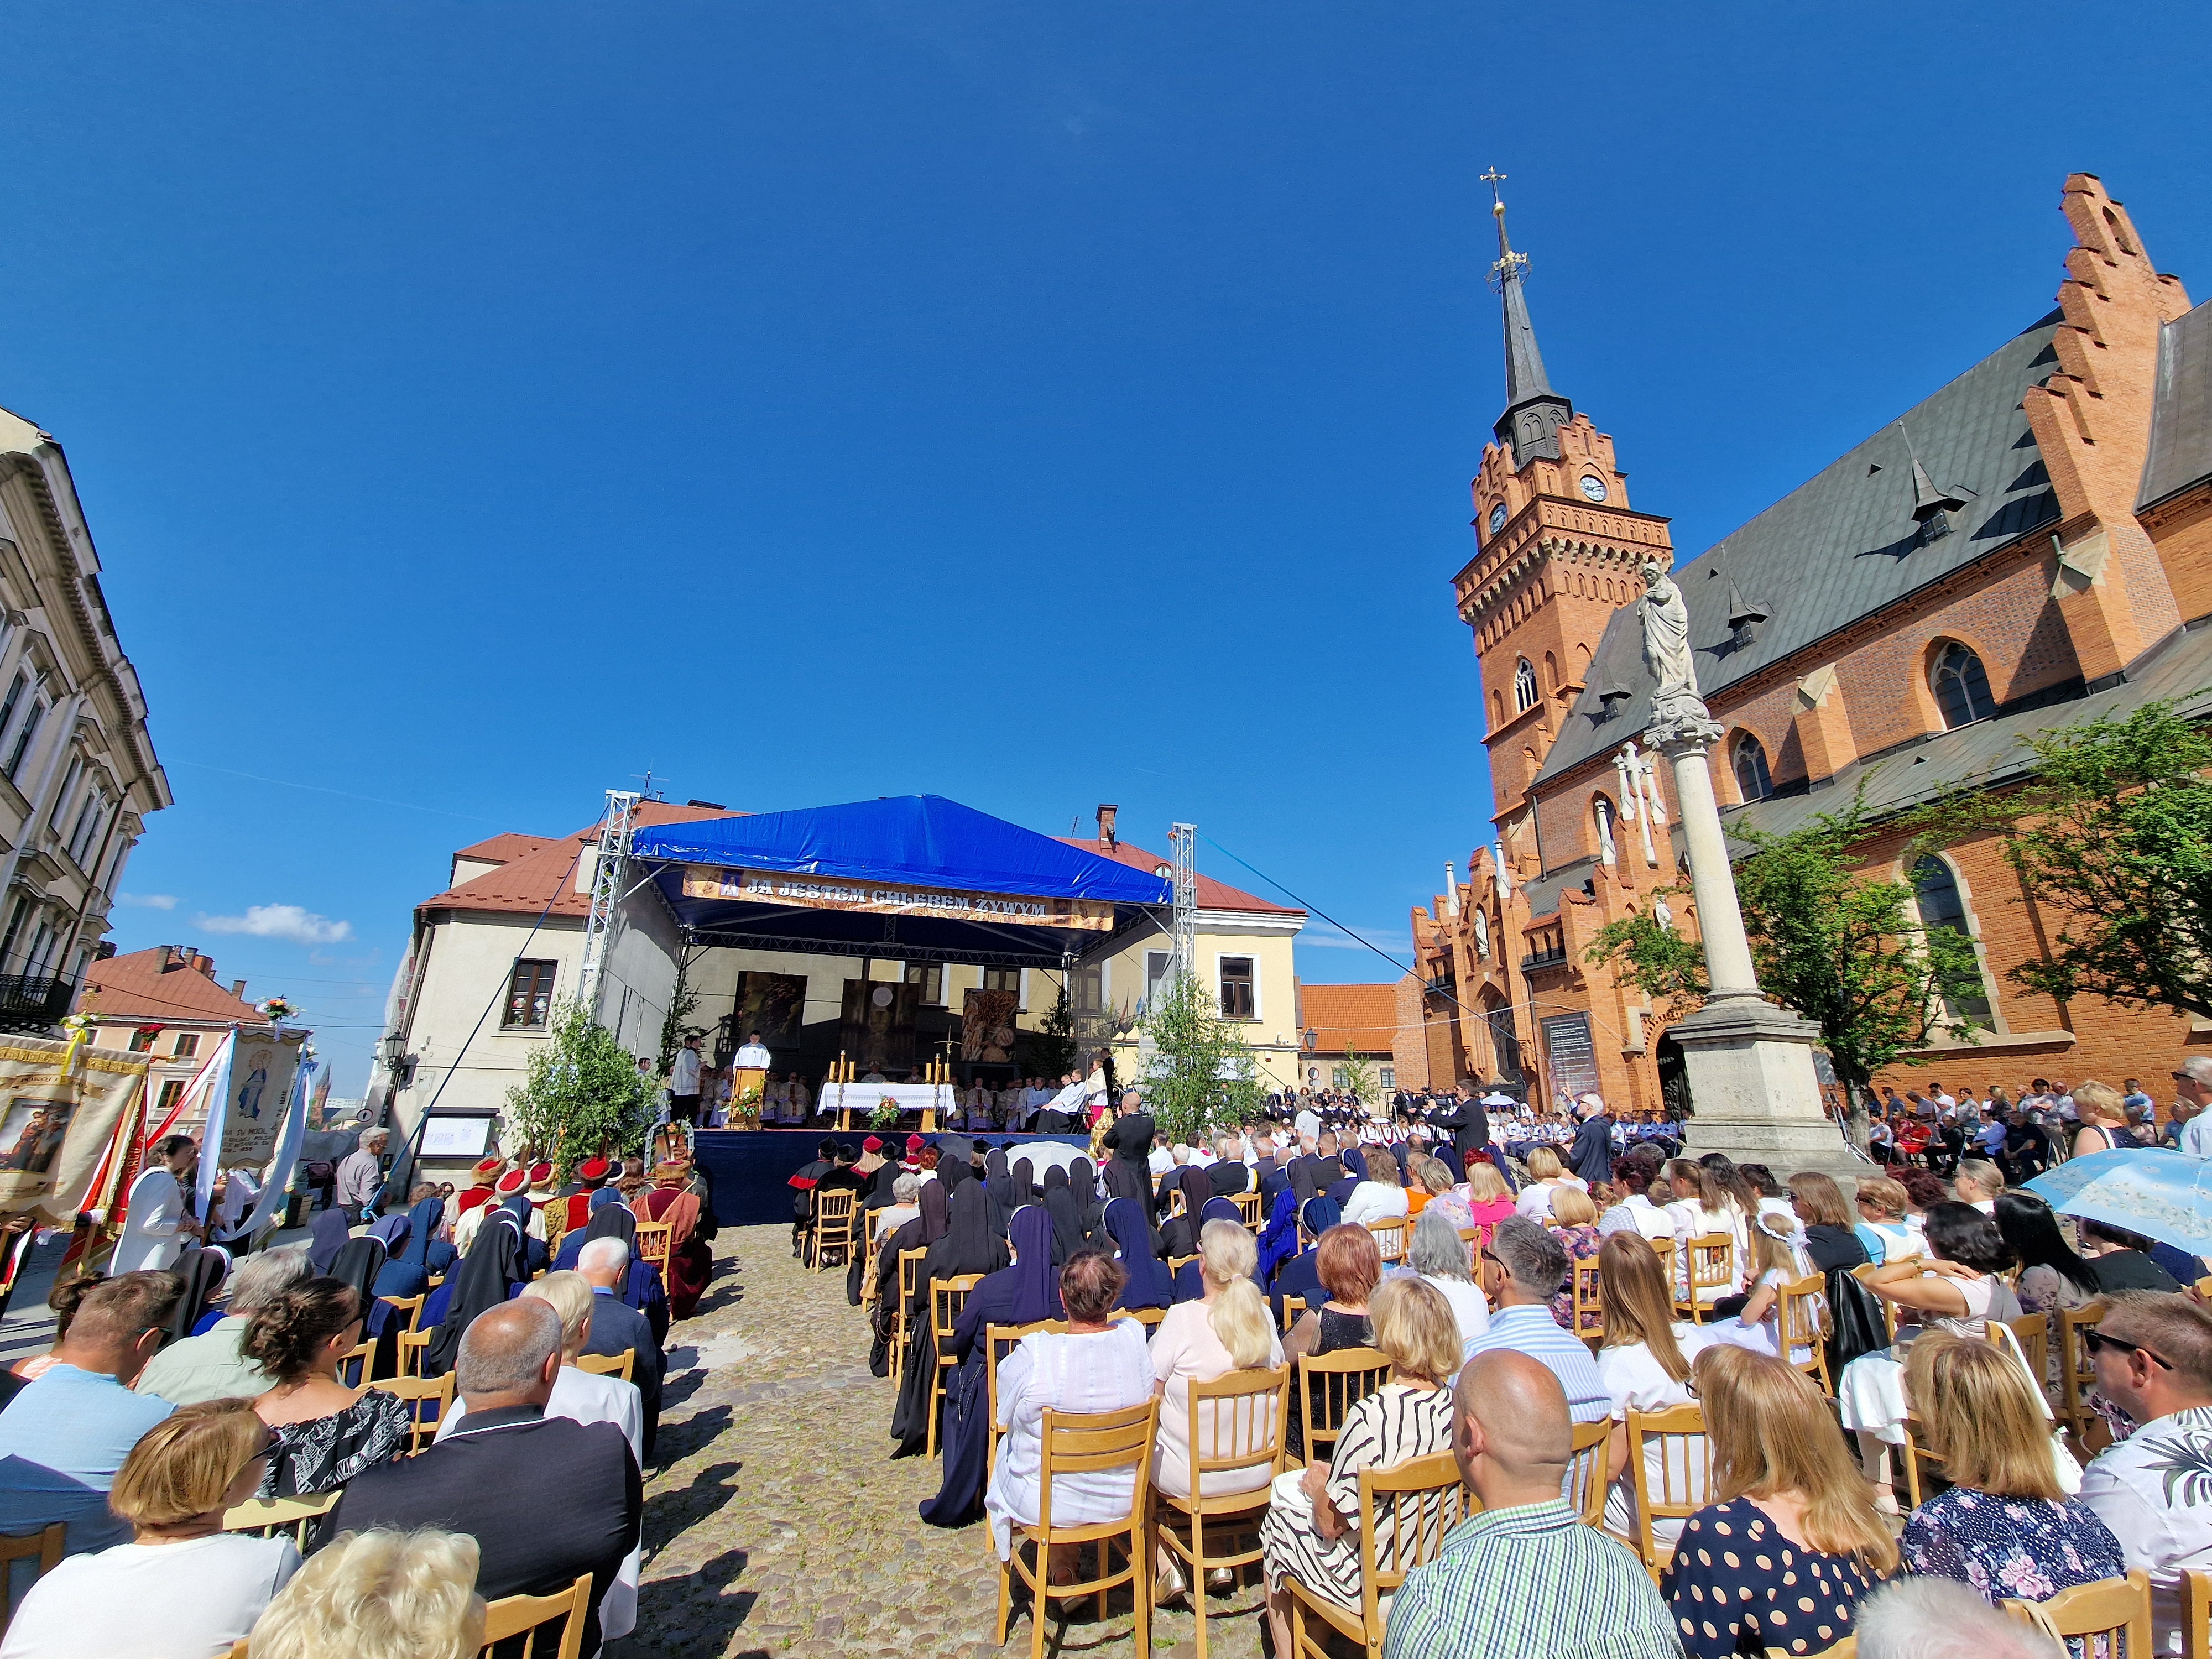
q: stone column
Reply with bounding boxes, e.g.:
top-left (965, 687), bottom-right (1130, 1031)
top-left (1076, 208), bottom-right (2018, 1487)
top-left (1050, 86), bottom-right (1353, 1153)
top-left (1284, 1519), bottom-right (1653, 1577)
top-left (1652, 713), bottom-right (1855, 1174)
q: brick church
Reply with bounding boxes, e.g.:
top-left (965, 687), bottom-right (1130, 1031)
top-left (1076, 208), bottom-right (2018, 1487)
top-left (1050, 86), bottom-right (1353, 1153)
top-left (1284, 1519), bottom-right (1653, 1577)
top-left (1408, 173), bottom-right (2212, 1116)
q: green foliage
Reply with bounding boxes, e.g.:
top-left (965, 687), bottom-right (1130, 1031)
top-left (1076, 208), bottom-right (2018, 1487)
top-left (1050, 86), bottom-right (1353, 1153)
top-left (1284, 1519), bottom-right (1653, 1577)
top-left (1336, 1048), bottom-right (1378, 1102)
top-left (1022, 985), bottom-right (1078, 1078)
top-left (1964, 701), bottom-right (2212, 1021)
top-left (504, 1001), bottom-right (660, 1177)
top-left (1138, 969), bottom-right (1265, 1144)
top-left (656, 954), bottom-right (703, 1076)
top-left (1585, 796), bottom-right (1986, 1116)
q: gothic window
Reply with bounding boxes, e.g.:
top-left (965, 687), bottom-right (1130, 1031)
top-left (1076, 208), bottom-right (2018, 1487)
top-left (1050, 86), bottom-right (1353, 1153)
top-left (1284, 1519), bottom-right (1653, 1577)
top-left (1733, 734), bottom-right (1773, 802)
top-left (1912, 855), bottom-right (1992, 1021)
top-left (1490, 689), bottom-right (1505, 728)
top-left (1543, 651), bottom-right (1559, 690)
top-left (1513, 658), bottom-right (1538, 713)
top-left (1931, 642), bottom-right (1994, 729)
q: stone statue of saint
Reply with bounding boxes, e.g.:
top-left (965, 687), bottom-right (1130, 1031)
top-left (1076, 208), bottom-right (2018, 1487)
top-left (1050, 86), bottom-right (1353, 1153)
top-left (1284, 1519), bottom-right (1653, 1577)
top-left (1652, 894), bottom-right (1674, 935)
top-left (1472, 906), bottom-right (1490, 959)
top-left (1640, 561), bottom-right (1718, 738)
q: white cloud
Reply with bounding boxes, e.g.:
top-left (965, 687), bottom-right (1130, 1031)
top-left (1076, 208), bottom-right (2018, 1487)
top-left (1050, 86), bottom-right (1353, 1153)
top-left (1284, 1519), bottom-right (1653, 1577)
top-left (117, 893), bottom-right (178, 910)
top-left (196, 904), bottom-right (354, 946)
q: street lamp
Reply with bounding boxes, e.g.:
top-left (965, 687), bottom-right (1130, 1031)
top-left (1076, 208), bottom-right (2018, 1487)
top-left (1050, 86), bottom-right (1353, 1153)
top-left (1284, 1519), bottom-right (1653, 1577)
top-left (381, 1032), bottom-right (409, 1078)
top-left (1303, 1028), bottom-right (1318, 1052)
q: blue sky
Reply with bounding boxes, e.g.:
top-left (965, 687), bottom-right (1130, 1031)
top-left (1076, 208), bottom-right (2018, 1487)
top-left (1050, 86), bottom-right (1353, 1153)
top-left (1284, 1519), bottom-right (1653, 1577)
top-left (4, 4), bottom-right (2205, 1092)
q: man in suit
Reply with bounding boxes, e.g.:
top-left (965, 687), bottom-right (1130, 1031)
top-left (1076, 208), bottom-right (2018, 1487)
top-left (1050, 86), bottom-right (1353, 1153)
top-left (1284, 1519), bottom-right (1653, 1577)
top-left (577, 1235), bottom-right (666, 1464)
top-left (1430, 1083), bottom-right (1492, 1182)
top-left (1566, 1093), bottom-right (1615, 1186)
top-left (1204, 1134), bottom-right (1251, 1198)
top-left (327, 1300), bottom-right (641, 1656)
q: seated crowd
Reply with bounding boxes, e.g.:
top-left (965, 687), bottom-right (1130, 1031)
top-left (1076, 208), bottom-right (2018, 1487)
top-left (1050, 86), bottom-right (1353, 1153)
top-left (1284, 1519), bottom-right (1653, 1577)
top-left (0, 1147), bottom-right (706, 1658)
top-left (802, 1091), bottom-right (2212, 1658)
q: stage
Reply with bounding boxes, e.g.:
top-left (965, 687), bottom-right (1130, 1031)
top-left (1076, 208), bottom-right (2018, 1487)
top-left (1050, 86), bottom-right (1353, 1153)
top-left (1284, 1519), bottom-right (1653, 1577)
top-left (691, 1128), bottom-right (1095, 1227)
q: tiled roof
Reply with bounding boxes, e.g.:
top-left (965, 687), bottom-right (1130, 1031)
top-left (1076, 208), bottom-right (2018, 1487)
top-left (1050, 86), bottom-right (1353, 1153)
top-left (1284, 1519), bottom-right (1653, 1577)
top-left (1537, 310), bottom-right (2068, 787)
top-left (82, 947), bottom-right (263, 1025)
top-left (451, 832), bottom-right (555, 869)
top-left (2140, 296), bottom-right (2212, 512)
top-left (422, 802), bottom-right (743, 920)
top-left (1053, 839), bottom-right (1304, 917)
top-left (1295, 982), bottom-right (1398, 1054)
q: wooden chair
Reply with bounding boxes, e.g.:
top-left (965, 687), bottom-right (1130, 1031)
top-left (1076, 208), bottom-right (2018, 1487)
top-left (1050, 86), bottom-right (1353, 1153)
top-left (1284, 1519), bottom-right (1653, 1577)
top-left (1168, 1254), bottom-right (1198, 1279)
top-left (1167, 1187), bottom-right (1188, 1219)
top-left (925, 1273), bottom-right (985, 1458)
top-left (993, 1398), bottom-right (1160, 1659)
top-left (1366, 1219), bottom-right (1408, 1265)
top-left (1676, 1233), bottom-right (1734, 1324)
top-left (805, 1190), bottom-right (857, 1272)
top-left (398, 1328), bottom-right (434, 1378)
top-left (891, 1246), bottom-right (927, 1383)
top-left (337, 1338), bottom-right (376, 1389)
top-left (2182, 1569), bottom-right (2211, 1659)
top-left (1282, 1451), bottom-right (1472, 1659)
top-left (1625, 1401), bottom-right (1710, 1579)
top-left (1997, 1310), bottom-right (2052, 1401)
top-left (378, 1373), bottom-right (457, 1453)
top-left (479, 1570), bottom-right (594, 1659)
top-left (1278, 1293), bottom-right (1306, 1335)
top-left (1899, 1417), bottom-right (1946, 1510)
top-left (1232, 1190), bottom-right (1262, 1228)
top-left (985, 1321), bottom-right (1057, 1466)
top-left (1565, 1417), bottom-right (1613, 1528)
top-left (1647, 1235), bottom-right (1676, 1293)
top-left (2000, 1569), bottom-right (2151, 1656)
top-left (2058, 1298), bottom-right (2111, 1448)
top-left (1122, 1306), bottom-right (1167, 1337)
top-left (860, 1206), bottom-right (896, 1303)
top-left (1297, 1347), bottom-right (1390, 1467)
top-left (1154, 1365), bottom-right (1290, 1659)
top-left (0, 1522), bottom-right (64, 1639)
top-left (1848, 1263), bottom-right (1901, 1344)
top-left (223, 1491), bottom-right (340, 1550)
top-left (1571, 1257), bottom-right (1605, 1347)
top-left (577, 1349), bottom-right (635, 1382)
top-left (1776, 1270), bottom-right (1832, 1394)
top-left (379, 1293), bottom-right (427, 1335)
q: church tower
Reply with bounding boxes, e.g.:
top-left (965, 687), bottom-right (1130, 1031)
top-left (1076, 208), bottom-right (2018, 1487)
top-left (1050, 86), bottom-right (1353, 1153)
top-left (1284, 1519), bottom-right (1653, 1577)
top-left (1454, 172), bottom-right (1675, 872)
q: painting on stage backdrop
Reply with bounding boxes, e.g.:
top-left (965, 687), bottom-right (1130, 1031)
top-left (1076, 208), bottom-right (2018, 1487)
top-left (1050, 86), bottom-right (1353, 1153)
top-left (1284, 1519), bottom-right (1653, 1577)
top-left (734, 972), bottom-right (807, 1046)
top-left (221, 1033), bottom-right (305, 1172)
top-left (962, 988), bottom-right (1020, 1065)
top-left (0, 1034), bottom-right (149, 1225)
top-left (840, 982), bottom-right (920, 1073)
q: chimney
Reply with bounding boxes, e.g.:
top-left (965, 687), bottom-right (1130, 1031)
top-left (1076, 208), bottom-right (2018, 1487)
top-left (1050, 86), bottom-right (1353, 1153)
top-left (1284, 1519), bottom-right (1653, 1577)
top-left (1096, 804), bottom-right (1118, 849)
top-left (192, 953), bottom-right (215, 978)
top-left (231, 980), bottom-right (248, 999)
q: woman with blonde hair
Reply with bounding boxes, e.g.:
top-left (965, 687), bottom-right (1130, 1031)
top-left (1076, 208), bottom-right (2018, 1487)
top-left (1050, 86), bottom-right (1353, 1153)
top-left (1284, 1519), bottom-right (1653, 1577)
top-left (1662, 1158), bottom-right (1747, 1303)
top-left (1458, 1157), bottom-right (1517, 1238)
top-left (1544, 1185), bottom-right (1605, 1333)
top-left (1593, 1232), bottom-right (1710, 1544)
top-left (1900, 1333), bottom-right (2119, 1606)
top-left (1259, 1276), bottom-right (1460, 1655)
top-left (1339, 1149), bottom-right (1408, 1228)
top-left (1661, 1345), bottom-right (1896, 1657)
top-left (0, 1399), bottom-right (294, 1658)
top-left (1710, 1210), bottom-right (1816, 1361)
top-left (1514, 1144), bottom-right (1582, 1221)
top-left (1149, 1218), bottom-right (1287, 1603)
top-left (246, 1528), bottom-right (485, 1659)
top-left (2068, 1079), bottom-right (2138, 1158)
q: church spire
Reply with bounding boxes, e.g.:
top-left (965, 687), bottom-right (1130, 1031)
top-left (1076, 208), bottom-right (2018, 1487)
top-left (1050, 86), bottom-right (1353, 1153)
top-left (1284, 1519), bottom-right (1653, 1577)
top-left (1481, 168), bottom-right (1573, 467)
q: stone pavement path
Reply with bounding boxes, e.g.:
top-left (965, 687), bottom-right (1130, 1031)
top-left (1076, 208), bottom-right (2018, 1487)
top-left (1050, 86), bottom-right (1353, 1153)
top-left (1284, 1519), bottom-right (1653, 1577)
top-left (625, 1222), bottom-right (1267, 1659)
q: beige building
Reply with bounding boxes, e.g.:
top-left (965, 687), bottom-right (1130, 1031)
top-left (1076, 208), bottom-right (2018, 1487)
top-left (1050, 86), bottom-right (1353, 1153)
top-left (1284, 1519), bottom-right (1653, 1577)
top-left (0, 410), bottom-right (169, 1029)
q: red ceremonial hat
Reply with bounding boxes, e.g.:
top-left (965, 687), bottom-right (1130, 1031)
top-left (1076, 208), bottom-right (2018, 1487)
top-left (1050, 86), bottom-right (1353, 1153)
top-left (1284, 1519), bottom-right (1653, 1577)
top-left (470, 1157), bottom-right (502, 1183)
top-left (862, 1136), bottom-right (883, 1152)
top-left (577, 1156), bottom-right (611, 1182)
top-left (494, 1169), bottom-right (528, 1196)
top-left (528, 1160), bottom-right (554, 1185)
top-left (905, 1134), bottom-right (925, 1154)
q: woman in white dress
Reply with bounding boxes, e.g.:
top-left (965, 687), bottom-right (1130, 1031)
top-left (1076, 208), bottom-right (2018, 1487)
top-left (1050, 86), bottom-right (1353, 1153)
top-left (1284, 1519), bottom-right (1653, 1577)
top-left (1513, 1146), bottom-right (1584, 1222)
top-left (985, 1250), bottom-right (1156, 1567)
top-left (1339, 1154), bottom-right (1411, 1229)
top-left (1593, 1231), bottom-right (1710, 1544)
top-left (1661, 1159), bottom-right (1747, 1305)
top-left (1708, 1212), bottom-right (1815, 1363)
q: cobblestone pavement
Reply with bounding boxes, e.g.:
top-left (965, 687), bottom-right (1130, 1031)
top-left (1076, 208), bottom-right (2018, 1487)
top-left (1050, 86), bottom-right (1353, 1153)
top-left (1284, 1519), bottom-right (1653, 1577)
top-left (627, 1223), bottom-right (1269, 1659)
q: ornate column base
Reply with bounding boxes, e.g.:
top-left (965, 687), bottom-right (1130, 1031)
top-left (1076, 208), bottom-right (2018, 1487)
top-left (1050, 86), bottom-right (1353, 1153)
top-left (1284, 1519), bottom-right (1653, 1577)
top-left (1670, 991), bottom-right (1863, 1176)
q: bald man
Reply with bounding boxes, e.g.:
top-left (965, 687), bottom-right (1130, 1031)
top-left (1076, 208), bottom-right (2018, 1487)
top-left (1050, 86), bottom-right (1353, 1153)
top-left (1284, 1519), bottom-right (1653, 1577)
top-left (325, 1301), bottom-right (641, 1656)
top-left (1382, 1352), bottom-right (1677, 1659)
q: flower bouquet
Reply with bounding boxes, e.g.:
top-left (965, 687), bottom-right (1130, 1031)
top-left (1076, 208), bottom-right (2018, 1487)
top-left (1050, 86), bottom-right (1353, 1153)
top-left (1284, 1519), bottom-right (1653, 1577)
top-left (258, 996), bottom-right (298, 1024)
top-left (869, 1095), bottom-right (902, 1130)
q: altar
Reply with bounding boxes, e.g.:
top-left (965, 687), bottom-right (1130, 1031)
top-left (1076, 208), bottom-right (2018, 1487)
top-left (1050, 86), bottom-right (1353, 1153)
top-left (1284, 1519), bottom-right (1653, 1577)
top-left (820, 1079), bottom-right (957, 1132)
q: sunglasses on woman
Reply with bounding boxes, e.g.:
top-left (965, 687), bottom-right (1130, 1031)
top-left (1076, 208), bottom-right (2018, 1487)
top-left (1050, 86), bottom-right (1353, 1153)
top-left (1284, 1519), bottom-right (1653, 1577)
top-left (2081, 1329), bottom-right (2174, 1370)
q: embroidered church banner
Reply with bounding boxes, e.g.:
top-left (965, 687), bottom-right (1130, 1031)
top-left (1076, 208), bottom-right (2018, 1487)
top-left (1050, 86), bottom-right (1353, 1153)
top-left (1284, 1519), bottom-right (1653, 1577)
top-left (218, 1032), bottom-right (306, 1173)
top-left (681, 866), bottom-right (1113, 931)
top-left (0, 1035), bottom-right (150, 1226)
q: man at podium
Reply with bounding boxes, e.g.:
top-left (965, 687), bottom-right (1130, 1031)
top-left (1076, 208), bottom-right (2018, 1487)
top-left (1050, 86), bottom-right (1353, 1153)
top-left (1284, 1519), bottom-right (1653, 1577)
top-left (733, 1029), bottom-right (772, 1123)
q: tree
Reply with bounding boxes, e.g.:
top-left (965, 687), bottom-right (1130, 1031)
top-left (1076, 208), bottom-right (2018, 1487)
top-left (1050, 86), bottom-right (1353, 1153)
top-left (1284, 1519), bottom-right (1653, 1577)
top-left (1965, 701), bottom-right (2212, 1020)
top-left (656, 952), bottom-right (703, 1076)
top-left (1587, 795), bottom-right (1986, 1146)
top-left (1138, 969), bottom-right (1265, 1144)
top-left (1337, 1048), bottom-right (1378, 1104)
top-left (1022, 986), bottom-right (1078, 1079)
top-left (504, 1001), bottom-right (661, 1177)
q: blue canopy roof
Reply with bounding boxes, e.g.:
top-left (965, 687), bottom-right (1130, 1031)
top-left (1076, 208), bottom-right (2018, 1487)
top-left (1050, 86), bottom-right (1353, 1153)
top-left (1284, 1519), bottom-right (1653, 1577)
top-left (630, 795), bottom-right (1171, 967)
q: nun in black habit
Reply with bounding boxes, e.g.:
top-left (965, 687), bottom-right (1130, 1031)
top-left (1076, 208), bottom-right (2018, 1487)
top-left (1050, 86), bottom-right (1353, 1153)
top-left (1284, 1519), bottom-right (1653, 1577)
top-left (1100, 1109), bottom-right (1154, 1206)
top-left (919, 1203), bottom-right (1060, 1527)
top-left (890, 1178), bottom-right (1006, 1456)
top-left (869, 1180), bottom-right (947, 1376)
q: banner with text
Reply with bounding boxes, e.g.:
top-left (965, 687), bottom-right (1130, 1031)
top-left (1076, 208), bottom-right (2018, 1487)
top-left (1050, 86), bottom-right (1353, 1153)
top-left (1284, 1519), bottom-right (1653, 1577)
top-left (0, 1035), bottom-right (150, 1226)
top-left (681, 865), bottom-right (1114, 931)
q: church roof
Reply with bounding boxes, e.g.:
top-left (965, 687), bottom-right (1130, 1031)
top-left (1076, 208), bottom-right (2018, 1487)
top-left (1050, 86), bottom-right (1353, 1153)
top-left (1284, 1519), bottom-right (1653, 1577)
top-left (1533, 309), bottom-right (2068, 789)
top-left (2139, 296), bottom-right (2212, 513)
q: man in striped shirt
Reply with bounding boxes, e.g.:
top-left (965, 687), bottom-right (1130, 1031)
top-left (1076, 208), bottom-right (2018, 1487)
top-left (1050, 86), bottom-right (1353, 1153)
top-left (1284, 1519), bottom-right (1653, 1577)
top-left (1384, 1350), bottom-right (1678, 1658)
top-left (1462, 1217), bottom-right (1614, 1422)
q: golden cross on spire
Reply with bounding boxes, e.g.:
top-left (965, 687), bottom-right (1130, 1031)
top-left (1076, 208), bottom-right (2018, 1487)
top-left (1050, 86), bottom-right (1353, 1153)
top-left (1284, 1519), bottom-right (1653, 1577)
top-left (1481, 166), bottom-right (1523, 280)
top-left (1480, 165), bottom-right (1507, 208)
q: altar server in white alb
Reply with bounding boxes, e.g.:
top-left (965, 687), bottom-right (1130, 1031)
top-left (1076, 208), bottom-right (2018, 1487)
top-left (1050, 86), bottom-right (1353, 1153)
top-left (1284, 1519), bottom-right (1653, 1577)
top-left (110, 1135), bottom-right (201, 1273)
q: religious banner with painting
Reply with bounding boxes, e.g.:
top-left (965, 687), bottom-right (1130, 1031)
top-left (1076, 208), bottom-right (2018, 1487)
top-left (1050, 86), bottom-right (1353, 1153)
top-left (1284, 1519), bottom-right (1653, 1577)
top-left (219, 1032), bottom-right (306, 1173)
top-left (0, 1034), bottom-right (150, 1226)
top-left (841, 982), bottom-right (920, 1074)
top-left (961, 988), bottom-right (1019, 1065)
top-left (680, 865), bottom-right (1114, 931)
top-left (734, 972), bottom-right (807, 1046)
top-left (1539, 1012), bottom-right (1599, 1112)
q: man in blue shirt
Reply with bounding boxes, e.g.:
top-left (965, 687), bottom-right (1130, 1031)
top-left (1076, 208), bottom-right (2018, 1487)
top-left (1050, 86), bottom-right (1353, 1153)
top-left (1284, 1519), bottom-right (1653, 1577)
top-left (1463, 1218), bottom-right (1612, 1422)
top-left (0, 1271), bottom-right (181, 1569)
